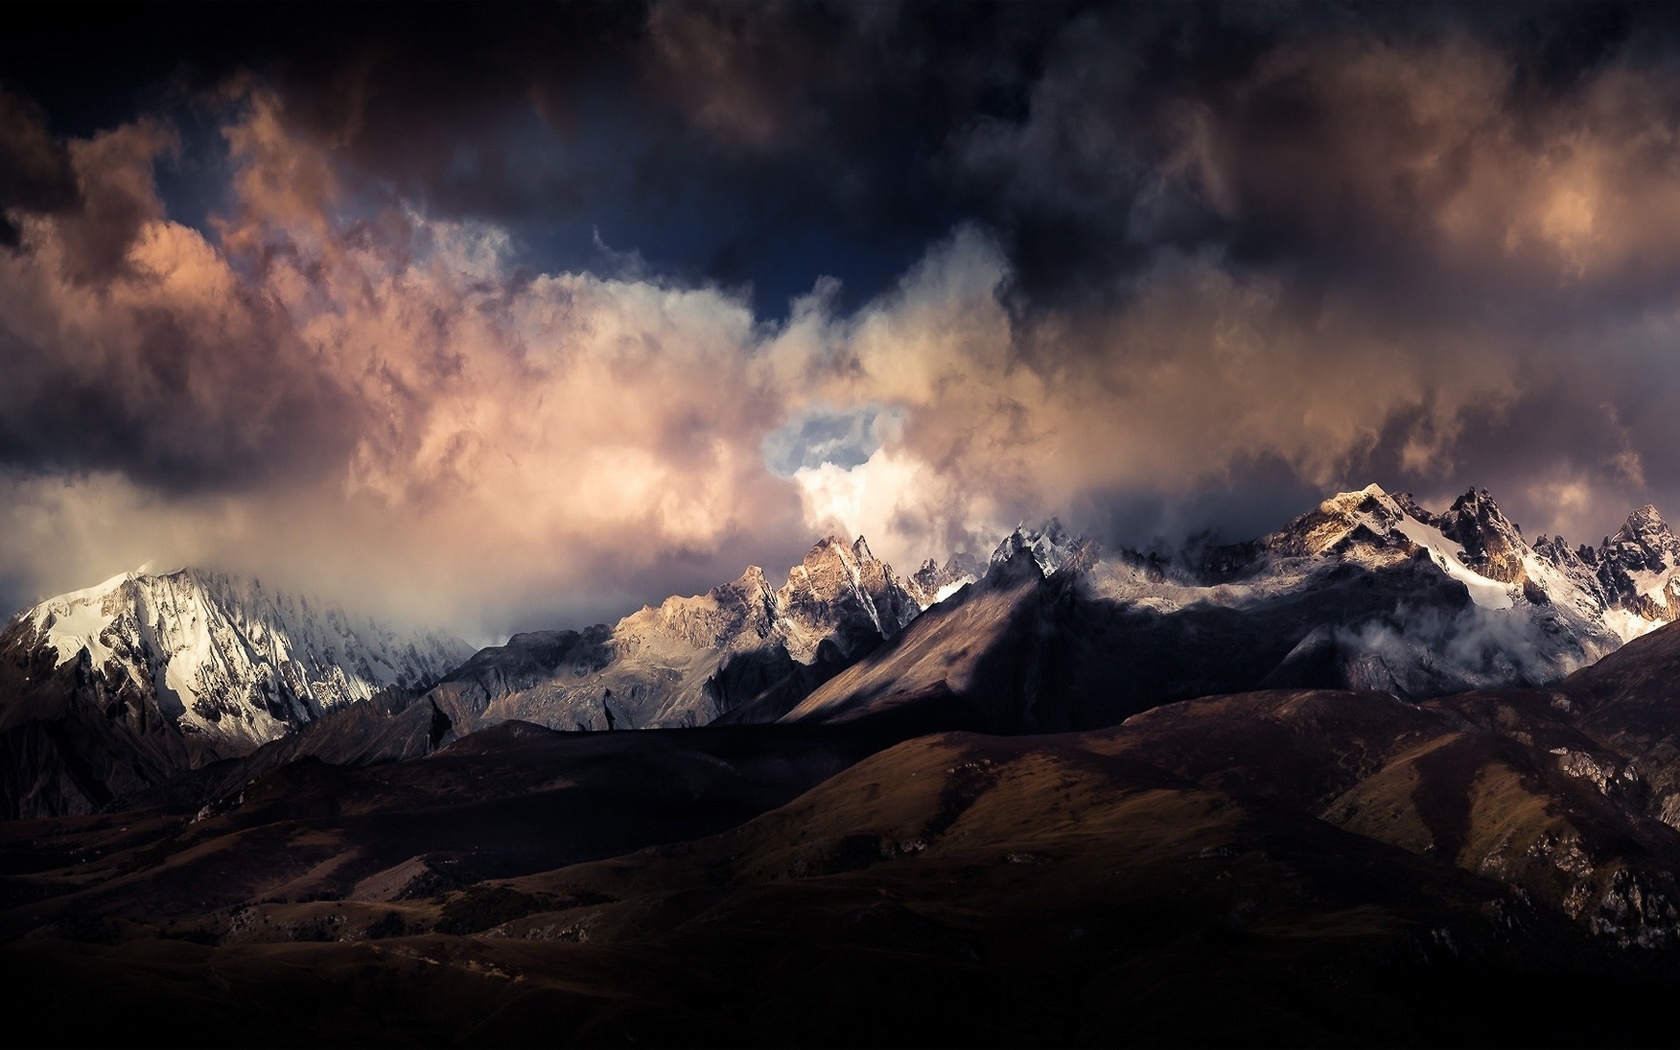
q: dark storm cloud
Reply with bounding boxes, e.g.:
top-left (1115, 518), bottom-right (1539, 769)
top-left (0, 90), bottom-right (78, 247)
top-left (130, 1), bottom-right (1083, 312)
top-left (6, 2), bottom-right (1680, 634)
top-left (940, 3), bottom-right (1680, 321)
top-left (11, 2), bottom-right (1680, 317)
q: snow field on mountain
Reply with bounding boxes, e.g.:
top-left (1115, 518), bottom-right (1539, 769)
top-left (20, 568), bottom-right (472, 749)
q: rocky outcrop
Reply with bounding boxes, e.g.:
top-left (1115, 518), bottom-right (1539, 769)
top-left (1429, 488), bottom-right (1533, 586)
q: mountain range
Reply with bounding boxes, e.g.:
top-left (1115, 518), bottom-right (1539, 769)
top-left (4, 484), bottom-right (1678, 821)
top-left (11, 483), bottom-right (1680, 1044)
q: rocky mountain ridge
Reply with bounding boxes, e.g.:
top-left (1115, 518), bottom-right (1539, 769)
top-left (1249, 483), bottom-right (1680, 643)
top-left (782, 485), bottom-right (1679, 730)
top-left (425, 533), bottom-right (980, 735)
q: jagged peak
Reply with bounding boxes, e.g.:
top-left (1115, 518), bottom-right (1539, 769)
top-left (1432, 486), bottom-right (1526, 540)
top-left (725, 564), bottom-right (771, 594)
top-left (1446, 486), bottom-right (1511, 520)
top-left (1614, 504), bottom-right (1673, 546)
top-left (998, 516), bottom-right (1070, 544)
top-left (804, 534), bottom-right (861, 565)
top-left (1392, 491), bottom-right (1432, 523)
top-left (989, 517), bottom-right (1085, 575)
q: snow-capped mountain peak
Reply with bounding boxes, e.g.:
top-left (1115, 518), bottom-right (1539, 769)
top-left (8, 567), bottom-right (474, 752)
top-left (1592, 505), bottom-right (1680, 626)
top-left (1255, 483), bottom-right (1571, 613)
top-left (907, 553), bottom-right (983, 607)
top-left (1615, 504), bottom-right (1675, 547)
top-left (28, 566), bottom-right (146, 670)
top-left (990, 517), bottom-right (1087, 576)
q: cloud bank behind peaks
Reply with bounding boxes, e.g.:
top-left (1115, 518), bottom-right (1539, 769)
top-left (2, 4), bottom-right (1680, 637)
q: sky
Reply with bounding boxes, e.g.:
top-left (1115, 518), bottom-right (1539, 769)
top-left (4, 1), bottom-right (1680, 640)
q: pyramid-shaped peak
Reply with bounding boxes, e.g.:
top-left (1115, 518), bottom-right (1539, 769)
top-left (804, 535), bottom-right (857, 563)
top-left (789, 535), bottom-right (870, 593)
top-left (851, 536), bottom-right (876, 563)
top-left (1315, 484), bottom-right (1401, 516)
top-left (728, 564), bottom-right (771, 591)
top-left (1614, 504), bottom-right (1674, 546)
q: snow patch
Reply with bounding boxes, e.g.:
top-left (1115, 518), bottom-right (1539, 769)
top-left (1604, 607), bottom-right (1666, 645)
top-left (1392, 516), bottom-right (1515, 610)
top-left (933, 580), bottom-right (969, 603)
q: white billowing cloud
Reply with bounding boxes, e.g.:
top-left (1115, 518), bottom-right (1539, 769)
top-left (0, 92), bottom-right (813, 632)
top-left (792, 445), bottom-right (1006, 569)
top-left (777, 230), bottom-right (1528, 550)
top-left (2, 76), bottom-right (1676, 636)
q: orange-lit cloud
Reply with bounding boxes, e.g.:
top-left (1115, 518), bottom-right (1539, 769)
top-left (5, 10), bottom-right (1680, 636)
